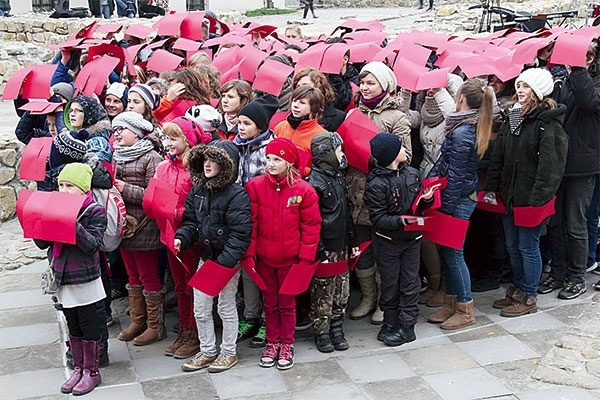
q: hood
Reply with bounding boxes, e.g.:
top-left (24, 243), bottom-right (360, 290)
top-left (188, 140), bottom-right (239, 191)
top-left (64, 96), bottom-right (109, 131)
top-left (532, 103), bottom-right (566, 125)
top-left (311, 132), bottom-right (343, 172)
top-left (86, 119), bottom-right (113, 140)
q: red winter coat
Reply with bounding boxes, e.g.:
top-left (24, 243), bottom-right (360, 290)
top-left (153, 156), bottom-right (192, 228)
top-left (245, 173), bottom-right (322, 267)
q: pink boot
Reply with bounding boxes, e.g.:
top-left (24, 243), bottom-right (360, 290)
top-left (72, 340), bottom-right (101, 396)
top-left (60, 336), bottom-right (83, 393)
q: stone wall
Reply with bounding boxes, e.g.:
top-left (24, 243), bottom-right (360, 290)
top-left (0, 132), bottom-right (32, 221)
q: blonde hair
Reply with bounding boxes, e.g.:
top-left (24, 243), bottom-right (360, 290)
top-left (457, 79), bottom-right (494, 158)
top-left (162, 122), bottom-right (191, 167)
top-left (188, 52), bottom-right (212, 68)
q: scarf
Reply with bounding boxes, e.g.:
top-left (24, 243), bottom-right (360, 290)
top-left (508, 103), bottom-right (525, 136)
top-left (443, 109), bottom-right (480, 137)
top-left (113, 138), bottom-right (155, 164)
top-left (224, 113), bottom-right (239, 132)
top-left (360, 91), bottom-right (388, 110)
top-left (421, 96), bottom-right (445, 128)
top-left (52, 191), bottom-right (94, 260)
top-left (287, 113), bottom-right (309, 130)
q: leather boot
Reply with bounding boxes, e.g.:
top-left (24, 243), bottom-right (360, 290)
top-left (441, 300), bottom-right (476, 330)
top-left (350, 266), bottom-right (377, 320)
top-left (164, 327), bottom-right (186, 357)
top-left (500, 291), bottom-right (537, 318)
top-left (315, 333), bottom-right (335, 353)
top-left (133, 289), bottom-right (167, 346)
top-left (377, 310), bottom-right (398, 342)
top-left (174, 328), bottom-right (200, 359)
top-left (419, 274), bottom-right (441, 304)
top-left (428, 294), bottom-right (456, 323)
top-left (426, 275), bottom-right (446, 307)
top-left (61, 336), bottom-right (83, 393)
top-left (118, 285), bottom-right (147, 341)
top-left (329, 318), bottom-right (349, 351)
top-left (72, 340), bottom-right (101, 396)
top-left (371, 273), bottom-right (384, 325)
top-left (492, 285), bottom-right (516, 309)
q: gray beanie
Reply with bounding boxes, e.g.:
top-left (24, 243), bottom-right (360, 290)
top-left (112, 111), bottom-right (154, 138)
top-left (515, 68), bottom-right (554, 101)
top-left (51, 82), bottom-right (75, 102)
top-left (361, 61), bottom-right (397, 93)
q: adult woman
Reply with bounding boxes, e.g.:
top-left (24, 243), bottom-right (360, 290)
top-left (217, 80), bottom-right (254, 141)
top-left (154, 68), bottom-right (211, 124)
top-left (485, 68), bottom-right (568, 316)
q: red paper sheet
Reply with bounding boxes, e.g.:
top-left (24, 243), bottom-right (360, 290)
top-left (393, 57), bottom-right (429, 92)
top-left (74, 55), bottom-right (120, 96)
top-left (87, 44), bottom-right (125, 72)
top-left (314, 260), bottom-right (349, 277)
top-left (142, 178), bottom-right (178, 223)
top-left (336, 110), bottom-right (379, 173)
top-left (349, 42), bottom-right (384, 63)
top-left (279, 262), bottom-right (319, 295)
top-left (513, 197), bottom-right (556, 227)
top-left (180, 11), bottom-right (206, 41)
top-left (252, 59), bottom-right (294, 96)
top-left (348, 241), bottom-right (373, 271)
top-left (405, 208), bottom-right (470, 250)
top-left (240, 257), bottom-right (267, 290)
top-left (125, 24), bottom-right (155, 40)
top-left (2, 67), bottom-right (32, 101)
top-left (20, 64), bottom-right (56, 100)
top-left (238, 48), bottom-right (268, 83)
top-left (19, 137), bottom-right (53, 181)
top-left (476, 191), bottom-right (507, 214)
top-left (152, 12), bottom-right (187, 36)
top-left (295, 43), bottom-right (326, 71)
top-left (188, 259), bottom-right (240, 297)
top-left (173, 37), bottom-right (201, 52)
top-left (320, 43), bottom-right (350, 74)
top-left (147, 49), bottom-right (184, 73)
top-left (70, 20), bottom-right (98, 40)
top-left (550, 33), bottom-right (588, 67)
top-left (411, 176), bottom-right (447, 213)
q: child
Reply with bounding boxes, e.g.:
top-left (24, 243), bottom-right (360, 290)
top-left (175, 140), bottom-right (252, 373)
top-left (306, 132), bottom-right (356, 353)
top-left (155, 117), bottom-right (211, 359)
top-left (35, 163), bottom-right (108, 395)
top-left (245, 138), bottom-right (322, 370)
top-left (217, 80), bottom-right (254, 141)
top-left (364, 133), bottom-right (434, 347)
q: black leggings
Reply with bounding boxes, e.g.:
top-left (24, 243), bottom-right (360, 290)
top-left (63, 303), bottom-right (100, 341)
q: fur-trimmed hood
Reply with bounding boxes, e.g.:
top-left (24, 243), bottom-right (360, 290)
top-left (86, 119), bottom-right (112, 141)
top-left (188, 140), bottom-right (240, 191)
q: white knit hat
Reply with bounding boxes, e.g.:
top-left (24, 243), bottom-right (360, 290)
top-left (186, 104), bottom-right (223, 132)
top-left (361, 61), bottom-right (397, 93)
top-left (112, 111), bottom-right (154, 138)
top-left (515, 68), bottom-right (554, 101)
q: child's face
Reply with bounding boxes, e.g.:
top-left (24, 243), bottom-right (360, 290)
top-left (266, 154), bottom-right (288, 178)
top-left (394, 146), bottom-right (407, 165)
top-left (291, 97), bottom-right (311, 119)
top-left (359, 73), bottom-right (383, 100)
top-left (166, 135), bottom-right (188, 157)
top-left (68, 102), bottom-right (85, 130)
top-left (104, 95), bottom-right (125, 118)
top-left (127, 92), bottom-right (147, 114)
top-left (59, 181), bottom-right (85, 195)
top-left (46, 114), bottom-right (57, 137)
top-left (516, 81), bottom-right (534, 105)
top-left (238, 115), bottom-right (260, 139)
top-left (204, 157), bottom-right (221, 178)
top-left (113, 126), bottom-right (138, 147)
top-left (220, 89), bottom-right (242, 114)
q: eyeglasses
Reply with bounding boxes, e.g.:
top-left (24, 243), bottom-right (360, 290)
top-left (113, 126), bottom-right (125, 135)
top-left (69, 108), bottom-right (84, 114)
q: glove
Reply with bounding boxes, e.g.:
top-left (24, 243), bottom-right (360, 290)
top-left (482, 191), bottom-right (498, 205)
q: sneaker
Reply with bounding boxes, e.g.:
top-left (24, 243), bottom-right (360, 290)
top-left (593, 279), bottom-right (600, 291)
top-left (207, 353), bottom-right (238, 373)
top-left (588, 262), bottom-right (600, 275)
top-left (542, 262), bottom-right (552, 274)
top-left (259, 343), bottom-right (279, 368)
top-left (181, 352), bottom-right (217, 372)
top-left (237, 319), bottom-right (260, 342)
top-left (106, 314), bottom-right (114, 327)
top-left (276, 344), bottom-right (294, 370)
top-left (538, 276), bottom-right (564, 294)
top-left (249, 324), bottom-right (266, 348)
top-left (558, 280), bottom-right (587, 300)
top-left (586, 261), bottom-right (598, 273)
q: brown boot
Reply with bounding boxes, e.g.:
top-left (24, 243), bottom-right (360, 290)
top-left (492, 285), bottom-right (516, 309)
top-left (500, 291), bottom-right (537, 317)
top-left (118, 285), bottom-right (147, 341)
top-left (428, 294), bottom-right (456, 323)
top-left (174, 329), bottom-right (200, 359)
top-left (441, 300), bottom-right (476, 330)
top-left (164, 327), bottom-right (186, 357)
top-left (419, 274), bottom-right (441, 304)
top-left (133, 289), bottom-right (167, 346)
top-left (426, 275), bottom-right (445, 307)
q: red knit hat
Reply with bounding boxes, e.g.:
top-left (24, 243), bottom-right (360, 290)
top-left (266, 138), bottom-right (300, 169)
top-left (170, 116), bottom-right (211, 147)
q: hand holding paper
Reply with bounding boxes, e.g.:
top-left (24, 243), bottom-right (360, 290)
top-left (482, 191), bottom-right (498, 205)
top-left (174, 239), bottom-right (181, 253)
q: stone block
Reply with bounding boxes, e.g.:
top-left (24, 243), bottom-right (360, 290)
top-left (6, 21), bottom-right (17, 33)
top-left (0, 20), bottom-right (6, 31)
top-left (42, 21), bottom-right (56, 31)
top-left (0, 168), bottom-right (15, 185)
top-left (33, 32), bottom-right (45, 43)
top-left (16, 33), bottom-right (26, 42)
top-left (0, 149), bottom-right (16, 166)
top-left (2, 32), bottom-right (16, 40)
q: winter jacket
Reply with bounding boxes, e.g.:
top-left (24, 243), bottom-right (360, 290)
top-left (64, 97), bottom-right (113, 162)
top-left (486, 105), bottom-right (568, 212)
top-left (328, 64), bottom-right (360, 111)
top-left (154, 98), bottom-right (197, 124)
top-left (274, 117), bottom-right (327, 153)
top-left (35, 200), bottom-right (107, 286)
top-left (233, 129), bottom-right (274, 185)
top-left (116, 147), bottom-right (163, 251)
top-left (319, 103), bottom-right (347, 132)
top-left (556, 67), bottom-right (600, 177)
top-left (217, 121), bottom-right (238, 141)
top-left (154, 156), bottom-right (192, 227)
top-left (428, 123), bottom-right (480, 216)
top-left (245, 173), bottom-right (322, 267)
top-left (176, 141), bottom-right (251, 268)
top-left (364, 164), bottom-right (423, 241)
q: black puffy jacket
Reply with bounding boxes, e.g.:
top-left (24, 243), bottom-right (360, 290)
top-left (319, 103), bottom-right (347, 132)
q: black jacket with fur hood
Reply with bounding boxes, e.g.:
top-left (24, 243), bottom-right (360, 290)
top-left (176, 141), bottom-right (252, 268)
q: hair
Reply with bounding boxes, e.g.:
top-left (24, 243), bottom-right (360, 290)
top-left (285, 44), bottom-right (304, 53)
top-left (285, 25), bottom-right (302, 38)
top-left (457, 78), bottom-right (494, 158)
top-left (588, 40), bottom-right (598, 60)
top-left (159, 70), bottom-right (176, 82)
top-left (292, 68), bottom-right (336, 104)
top-left (268, 157), bottom-right (301, 187)
top-left (162, 122), bottom-right (191, 167)
top-left (146, 77), bottom-right (169, 97)
top-left (289, 86), bottom-right (325, 119)
top-left (518, 86), bottom-right (557, 117)
top-left (218, 80), bottom-right (253, 114)
top-left (188, 52), bottom-right (212, 68)
top-left (193, 64), bottom-right (222, 99)
top-left (172, 68), bottom-right (210, 105)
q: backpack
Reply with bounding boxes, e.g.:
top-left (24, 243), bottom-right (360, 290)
top-left (92, 186), bottom-right (127, 252)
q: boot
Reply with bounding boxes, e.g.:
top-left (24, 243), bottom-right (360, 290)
top-left (377, 310), bottom-right (398, 342)
top-left (118, 285), bottom-right (147, 341)
top-left (371, 273), bottom-right (384, 325)
top-left (350, 267), bottom-right (377, 320)
top-left (500, 291), bottom-right (537, 318)
top-left (492, 285), bottom-right (516, 309)
top-left (382, 323), bottom-right (416, 347)
top-left (441, 300), bottom-right (476, 330)
top-left (426, 275), bottom-right (446, 307)
top-left (164, 327), bottom-right (186, 357)
top-left (428, 294), bottom-right (456, 323)
top-left (71, 340), bottom-right (101, 396)
top-left (133, 289), bottom-right (167, 346)
top-left (329, 318), bottom-right (349, 351)
top-left (174, 329), bottom-right (200, 359)
top-left (419, 274), bottom-right (441, 304)
top-left (315, 333), bottom-right (335, 353)
top-left (61, 336), bottom-right (83, 393)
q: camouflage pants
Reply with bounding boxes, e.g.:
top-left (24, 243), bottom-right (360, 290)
top-left (310, 250), bottom-right (350, 334)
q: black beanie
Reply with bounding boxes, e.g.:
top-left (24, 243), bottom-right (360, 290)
top-left (238, 94), bottom-right (279, 133)
top-left (370, 133), bottom-right (402, 167)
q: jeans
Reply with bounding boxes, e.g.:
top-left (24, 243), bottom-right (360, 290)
top-left (586, 175), bottom-right (600, 266)
top-left (502, 216), bottom-right (544, 295)
top-left (439, 196), bottom-right (477, 303)
top-left (241, 268), bottom-right (263, 320)
top-left (100, 4), bottom-right (111, 18)
top-left (257, 262), bottom-right (296, 345)
top-left (167, 247), bottom-right (200, 330)
top-left (120, 249), bottom-right (162, 292)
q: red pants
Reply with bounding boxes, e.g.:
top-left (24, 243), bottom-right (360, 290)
top-left (167, 246), bottom-right (200, 330)
top-left (256, 261), bottom-right (295, 345)
top-left (120, 249), bottom-right (162, 292)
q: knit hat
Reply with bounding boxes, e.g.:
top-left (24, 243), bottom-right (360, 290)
top-left (311, 132), bottom-right (344, 171)
top-left (169, 116), bottom-right (211, 147)
top-left (361, 61), bottom-right (397, 93)
top-left (185, 104), bottom-right (223, 132)
top-left (266, 137), bottom-right (300, 170)
top-left (51, 82), bottom-right (75, 102)
top-left (370, 133), bottom-right (402, 167)
top-left (58, 162), bottom-right (93, 193)
top-left (65, 96), bottom-right (106, 130)
top-left (112, 111), bottom-right (154, 138)
top-left (129, 84), bottom-right (160, 111)
top-left (238, 95), bottom-right (279, 133)
top-left (105, 82), bottom-right (129, 106)
top-left (515, 68), bottom-right (554, 101)
top-left (50, 130), bottom-right (89, 168)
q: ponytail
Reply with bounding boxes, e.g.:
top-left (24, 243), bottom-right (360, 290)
top-left (476, 86), bottom-right (494, 158)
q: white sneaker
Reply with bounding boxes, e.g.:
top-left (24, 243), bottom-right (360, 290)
top-left (587, 262), bottom-right (600, 274)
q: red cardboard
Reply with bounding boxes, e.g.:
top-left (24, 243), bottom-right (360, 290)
top-left (405, 208), bottom-right (470, 250)
top-left (349, 42), bottom-right (384, 63)
top-left (48, 38), bottom-right (84, 50)
top-left (180, 11), bottom-right (206, 41)
top-left (123, 43), bottom-right (145, 76)
top-left (87, 44), bottom-right (125, 72)
top-left (21, 64), bottom-right (57, 100)
top-left (70, 20), bottom-right (99, 40)
top-left (173, 37), bottom-right (201, 52)
top-left (411, 176), bottom-right (447, 213)
top-left (476, 191), bottom-right (507, 214)
top-left (252, 59), bottom-right (294, 95)
top-left (314, 260), bottom-right (349, 277)
top-left (1, 67), bottom-right (32, 101)
top-left (320, 43), bottom-right (350, 74)
top-left (240, 257), bottom-right (267, 290)
top-left (153, 12), bottom-right (187, 36)
top-left (124, 24), bottom-right (155, 40)
top-left (295, 43), bottom-right (327, 71)
top-left (268, 111), bottom-right (288, 130)
top-left (513, 197), bottom-right (556, 227)
top-left (336, 110), bottom-right (379, 173)
top-left (18, 101), bottom-right (62, 115)
top-left (95, 23), bottom-right (123, 35)
top-left (549, 33), bottom-right (588, 67)
top-left (279, 261), bottom-right (319, 295)
top-left (188, 259), bottom-right (241, 297)
top-left (237, 48), bottom-right (268, 83)
top-left (19, 137), bottom-right (53, 181)
top-left (74, 55), bottom-right (120, 96)
top-left (392, 57), bottom-right (429, 92)
top-left (142, 177), bottom-right (179, 223)
top-left (348, 241), bottom-right (373, 271)
top-left (147, 49), bottom-right (184, 73)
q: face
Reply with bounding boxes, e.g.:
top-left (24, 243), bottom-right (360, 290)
top-left (68, 102), bottom-right (85, 130)
top-left (104, 94), bottom-right (125, 118)
top-left (291, 97), bottom-right (311, 119)
top-left (46, 114), bottom-right (57, 137)
top-left (394, 146), bottom-right (407, 165)
top-left (266, 154), bottom-right (288, 178)
top-left (237, 115), bottom-right (260, 139)
top-left (59, 181), bottom-right (85, 195)
top-left (220, 89), bottom-right (242, 114)
top-left (516, 81), bottom-right (534, 104)
top-left (113, 126), bottom-right (139, 147)
top-left (488, 75), bottom-right (507, 95)
top-left (127, 92), bottom-right (147, 114)
top-left (166, 135), bottom-right (188, 157)
top-left (204, 157), bottom-right (221, 178)
top-left (359, 73), bottom-right (383, 100)
top-left (296, 75), bottom-right (314, 88)
top-left (285, 28), bottom-right (301, 40)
